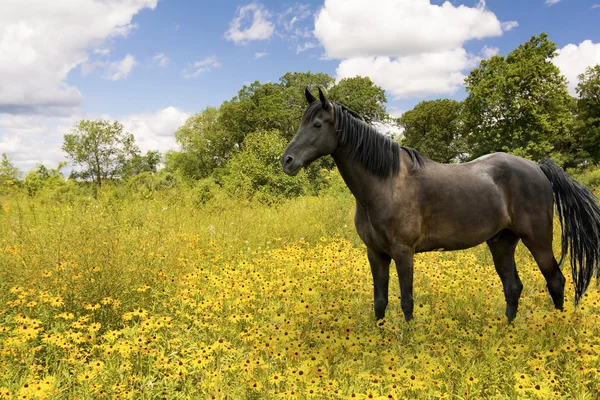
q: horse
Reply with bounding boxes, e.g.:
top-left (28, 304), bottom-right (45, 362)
top-left (280, 86), bottom-right (600, 324)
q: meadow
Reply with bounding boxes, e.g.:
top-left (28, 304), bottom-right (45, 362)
top-left (1, 177), bottom-right (600, 399)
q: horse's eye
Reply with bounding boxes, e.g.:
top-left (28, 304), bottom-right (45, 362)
top-left (313, 122), bottom-right (322, 128)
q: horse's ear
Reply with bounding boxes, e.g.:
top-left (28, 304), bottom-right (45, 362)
top-left (318, 87), bottom-right (329, 110)
top-left (305, 87), bottom-right (317, 104)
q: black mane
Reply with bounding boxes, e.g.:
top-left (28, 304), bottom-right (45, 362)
top-left (333, 102), bottom-right (424, 177)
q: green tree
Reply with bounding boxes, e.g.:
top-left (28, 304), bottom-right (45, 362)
top-left (23, 162), bottom-right (67, 196)
top-left (574, 64), bottom-right (600, 164)
top-left (62, 120), bottom-right (140, 185)
top-left (0, 153), bottom-right (20, 190)
top-left (329, 76), bottom-right (387, 123)
top-left (398, 99), bottom-right (464, 163)
top-left (461, 33), bottom-right (574, 163)
top-left (220, 129), bottom-right (311, 202)
top-left (0, 153), bottom-right (19, 179)
top-left (165, 107), bottom-right (231, 180)
top-left (122, 150), bottom-right (161, 178)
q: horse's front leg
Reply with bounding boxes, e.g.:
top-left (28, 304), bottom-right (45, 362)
top-left (392, 248), bottom-right (415, 322)
top-left (367, 248), bottom-right (392, 320)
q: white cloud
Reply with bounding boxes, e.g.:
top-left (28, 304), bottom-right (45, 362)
top-left (314, 0), bottom-right (505, 59)
top-left (592, 4), bottom-right (600, 8)
top-left (182, 56), bottom-right (221, 79)
top-left (296, 42), bottom-right (317, 53)
top-left (103, 54), bottom-right (137, 80)
top-left (0, 106), bottom-right (189, 174)
top-left (481, 45), bottom-right (500, 58)
top-left (336, 48), bottom-right (479, 99)
top-left (313, 0), bottom-right (513, 99)
top-left (374, 120), bottom-right (404, 138)
top-left (553, 40), bottom-right (600, 95)
top-left (120, 107), bottom-right (190, 154)
top-left (545, 0), bottom-right (561, 5)
top-left (0, 0), bottom-right (157, 115)
top-left (153, 53), bottom-right (170, 67)
top-left (224, 2), bottom-right (274, 44)
top-left (501, 21), bottom-right (519, 31)
top-left (254, 51), bottom-right (268, 59)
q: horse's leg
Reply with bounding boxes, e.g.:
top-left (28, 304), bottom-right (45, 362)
top-left (486, 230), bottom-right (523, 323)
top-left (368, 248), bottom-right (392, 320)
top-left (521, 235), bottom-right (566, 311)
top-left (391, 248), bottom-right (414, 322)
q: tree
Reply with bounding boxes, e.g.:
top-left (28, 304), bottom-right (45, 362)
top-left (122, 150), bottom-right (161, 178)
top-left (62, 120), bottom-right (140, 185)
top-left (574, 64), bottom-right (600, 164)
top-left (329, 76), bottom-right (387, 123)
top-left (23, 162), bottom-right (67, 196)
top-left (0, 153), bottom-right (20, 189)
top-left (461, 33), bottom-right (574, 164)
top-left (398, 99), bottom-right (464, 163)
top-left (165, 106), bottom-right (232, 180)
top-left (0, 153), bottom-right (19, 180)
top-left (220, 129), bottom-right (312, 202)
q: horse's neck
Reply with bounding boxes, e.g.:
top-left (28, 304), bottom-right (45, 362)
top-left (332, 146), bottom-right (384, 209)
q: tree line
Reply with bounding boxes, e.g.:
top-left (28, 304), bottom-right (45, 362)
top-left (2, 33), bottom-right (600, 201)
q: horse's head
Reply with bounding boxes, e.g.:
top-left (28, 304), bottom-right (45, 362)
top-left (281, 87), bottom-right (338, 176)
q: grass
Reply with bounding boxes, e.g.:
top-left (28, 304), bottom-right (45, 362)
top-left (1, 187), bottom-right (600, 399)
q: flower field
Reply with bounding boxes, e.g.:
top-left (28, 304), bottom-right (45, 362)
top-left (1, 192), bottom-right (600, 399)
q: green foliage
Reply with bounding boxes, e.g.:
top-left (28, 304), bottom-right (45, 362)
top-left (573, 64), bottom-right (600, 164)
top-left (165, 107), bottom-right (231, 181)
top-left (329, 76), bottom-right (387, 122)
top-left (398, 99), bottom-right (464, 163)
top-left (122, 150), bottom-right (161, 178)
top-left (23, 162), bottom-right (67, 197)
top-left (63, 119), bottom-right (141, 185)
top-left (220, 129), bottom-right (311, 203)
top-left (461, 33), bottom-right (574, 163)
top-left (169, 72), bottom-right (387, 187)
top-left (125, 170), bottom-right (180, 200)
top-left (0, 153), bottom-right (20, 191)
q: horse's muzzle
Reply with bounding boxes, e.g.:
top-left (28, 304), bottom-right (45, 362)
top-left (281, 154), bottom-right (302, 176)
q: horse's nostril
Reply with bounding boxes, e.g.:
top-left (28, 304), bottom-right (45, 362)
top-left (284, 155), bottom-right (294, 165)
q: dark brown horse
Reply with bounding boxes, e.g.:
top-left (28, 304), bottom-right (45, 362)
top-left (281, 87), bottom-right (600, 323)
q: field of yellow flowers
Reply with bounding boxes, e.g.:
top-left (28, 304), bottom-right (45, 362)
top-left (1, 188), bottom-right (600, 399)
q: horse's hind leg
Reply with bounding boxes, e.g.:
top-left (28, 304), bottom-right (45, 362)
top-left (487, 230), bottom-right (523, 323)
top-left (521, 235), bottom-right (566, 311)
top-left (368, 248), bottom-right (392, 320)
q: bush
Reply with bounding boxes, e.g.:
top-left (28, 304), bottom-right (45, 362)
top-left (568, 164), bottom-right (600, 191)
top-left (220, 129), bottom-right (312, 202)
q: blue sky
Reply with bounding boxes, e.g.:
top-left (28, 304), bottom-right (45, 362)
top-left (1, 0), bottom-right (600, 172)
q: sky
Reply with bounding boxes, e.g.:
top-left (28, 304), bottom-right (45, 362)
top-left (1, 0), bottom-right (600, 174)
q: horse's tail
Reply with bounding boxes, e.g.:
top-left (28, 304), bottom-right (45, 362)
top-left (538, 158), bottom-right (600, 305)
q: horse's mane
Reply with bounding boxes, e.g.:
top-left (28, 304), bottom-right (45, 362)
top-left (332, 101), bottom-right (425, 177)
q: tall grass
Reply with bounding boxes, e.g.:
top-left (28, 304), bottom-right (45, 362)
top-left (1, 181), bottom-right (600, 399)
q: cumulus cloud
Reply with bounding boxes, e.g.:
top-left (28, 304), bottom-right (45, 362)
top-left (224, 2), bottom-right (274, 44)
top-left (313, 0), bottom-right (514, 99)
top-left (182, 56), bottom-right (221, 79)
top-left (119, 107), bottom-right (190, 154)
top-left (314, 0), bottom-right (504, 59)
top-left (0, 0), bottom-right (157, 115)
top-left (153, 53), bottom-right (170, 67)
top-left (103, 54), bottom-right (137, 80)
top-left (553, 40), bottom-right (600, 95)
top-left (336, 49), bottom-right (479, 99)
top-left (0, 106), bottom-right (189, 174)
top-left (481, 45), bottom-right (500, 58)
top-left (501, 21), bottom-right (519, 31)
